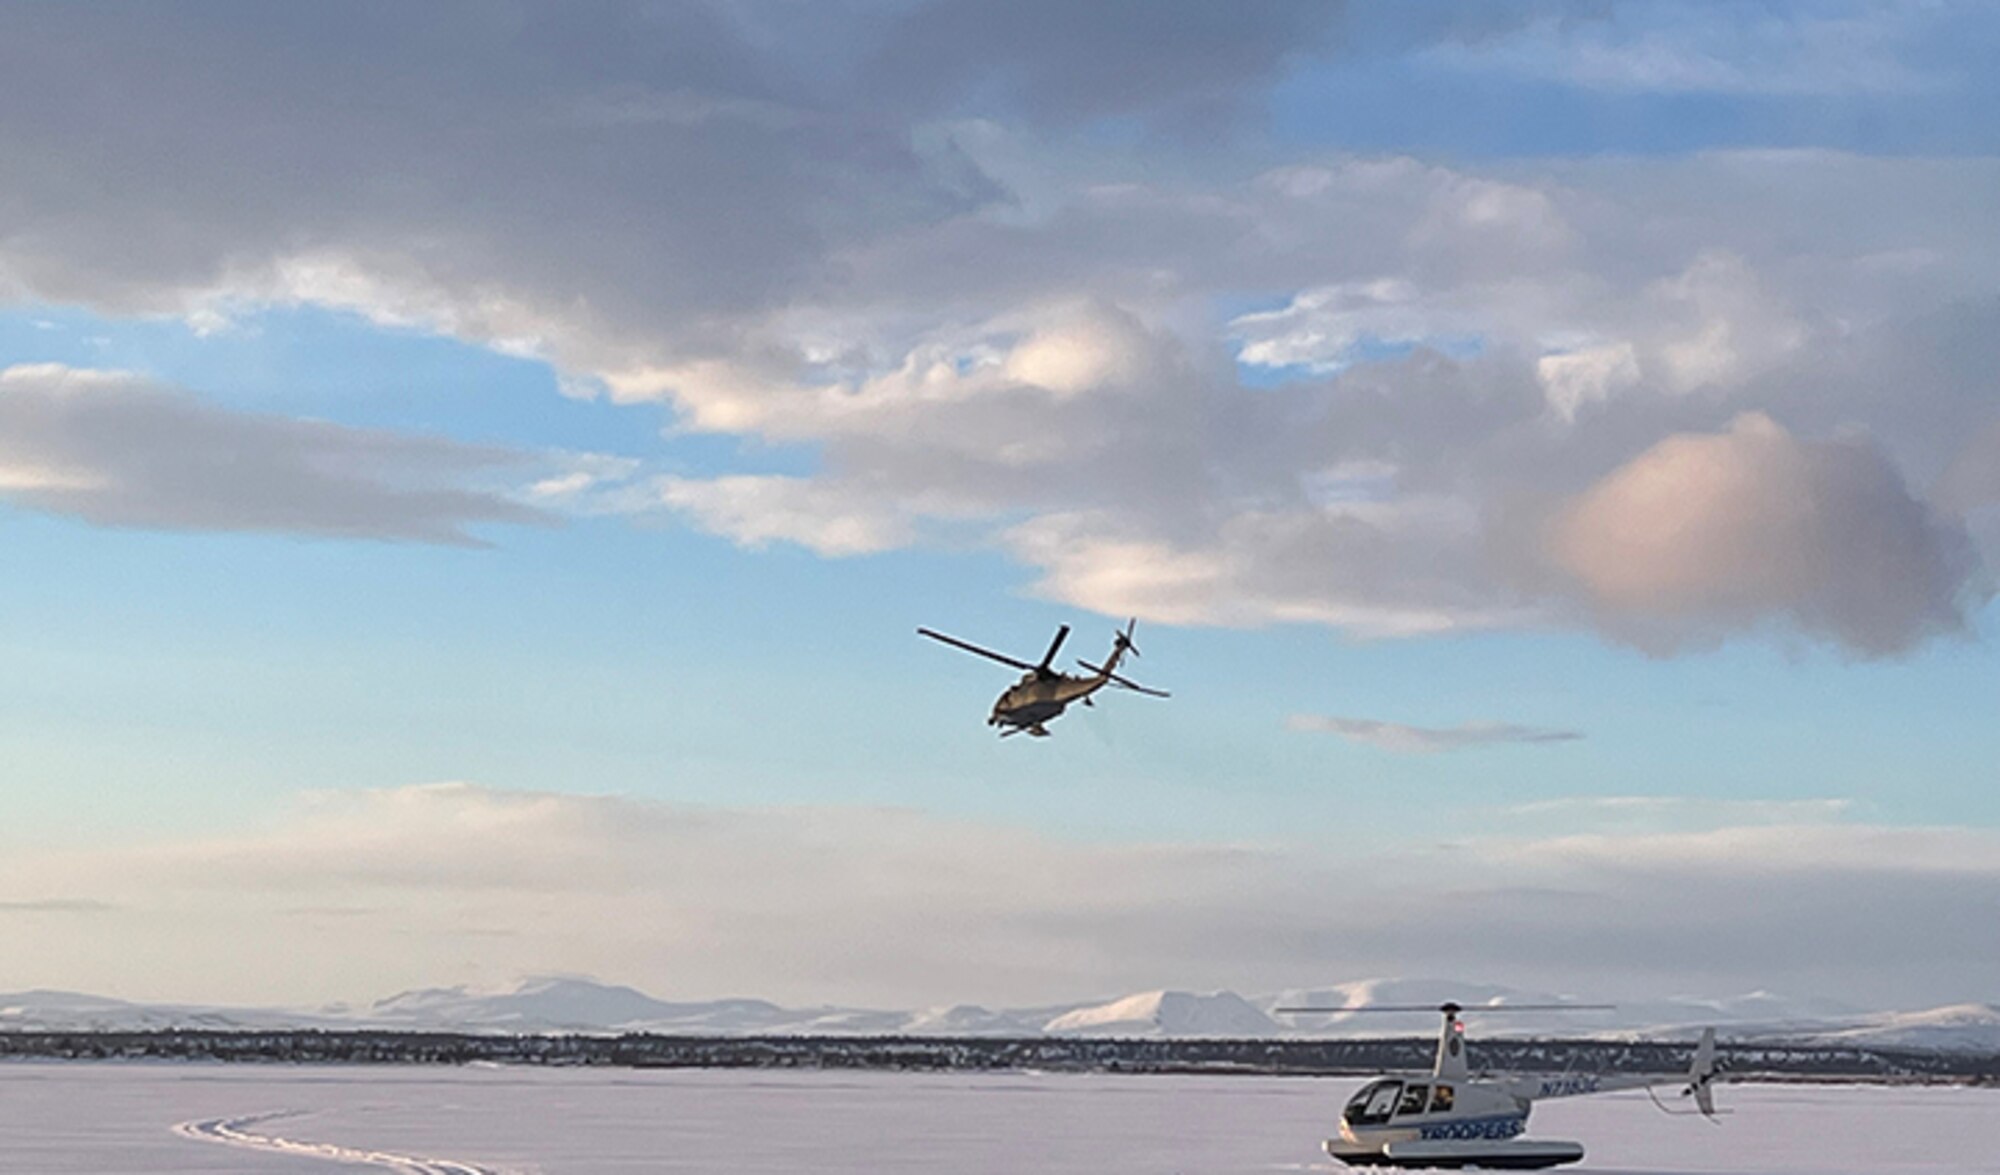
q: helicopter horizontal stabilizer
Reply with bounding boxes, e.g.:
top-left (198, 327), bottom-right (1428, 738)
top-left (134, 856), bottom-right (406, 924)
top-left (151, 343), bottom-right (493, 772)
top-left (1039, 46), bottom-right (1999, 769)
top-left (1076, 660), bottom-right (1170, 697)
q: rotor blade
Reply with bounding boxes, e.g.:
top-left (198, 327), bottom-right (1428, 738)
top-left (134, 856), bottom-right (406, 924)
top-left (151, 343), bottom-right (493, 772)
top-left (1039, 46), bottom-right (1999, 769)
top-left (1275, 1004), bottom-right (1615, 1014)
top-left (1036, 624), bottom-right (1071, 672)
top-left (1077, 660), bottom-right (1170, 698)
top-left (917, 628), bottom-right (1037, 673)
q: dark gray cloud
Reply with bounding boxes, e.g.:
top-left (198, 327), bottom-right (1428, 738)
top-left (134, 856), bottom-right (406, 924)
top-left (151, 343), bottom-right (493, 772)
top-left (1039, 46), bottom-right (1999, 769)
top-left (1287, 714), bottom-right (1583, 753)
top-left (868, 0), bottom-right (1345, 128)
top-left (0, 1), bottom-right (993, 346)
top-left (0, 365), bottom-right (543, 543)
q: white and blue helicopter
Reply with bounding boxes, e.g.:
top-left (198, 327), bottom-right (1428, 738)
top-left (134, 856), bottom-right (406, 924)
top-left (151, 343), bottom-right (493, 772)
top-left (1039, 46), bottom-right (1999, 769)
top-left (1275, 1002), bottom-right (1723, 1170)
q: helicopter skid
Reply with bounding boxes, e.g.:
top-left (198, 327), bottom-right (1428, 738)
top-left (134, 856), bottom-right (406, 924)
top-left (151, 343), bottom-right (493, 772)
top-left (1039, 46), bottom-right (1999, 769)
top-left (1326, 1137), bottom-right (1585, 1170)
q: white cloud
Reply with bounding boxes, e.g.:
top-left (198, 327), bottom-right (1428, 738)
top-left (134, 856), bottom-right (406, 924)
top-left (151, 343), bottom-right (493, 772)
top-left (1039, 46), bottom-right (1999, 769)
top-left (651, 475), bottom-right (916, 557)
top-left (1548, 413), bottom-right (1983, 655)
top-left (1287, 714), bottom-right (1583, 753)
top-left (0, 782), bottom-right (1993, 1009)
top-left (1001, 311), bottom-right (1152, 395)
top-left (1006, 506), bottom-right (1537, 638)
top-left (1645, 250), bottom-right (1807, 394)
top-left (1232, 278), bottom-right (1485, 372)
top-left (1538, 342), bottom-right (1639, 421)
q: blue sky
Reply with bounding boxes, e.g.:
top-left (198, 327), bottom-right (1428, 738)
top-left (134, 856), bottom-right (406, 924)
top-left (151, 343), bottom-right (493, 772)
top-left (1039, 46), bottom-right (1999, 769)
top-left (1, 1), bottom-right (1997, 1009)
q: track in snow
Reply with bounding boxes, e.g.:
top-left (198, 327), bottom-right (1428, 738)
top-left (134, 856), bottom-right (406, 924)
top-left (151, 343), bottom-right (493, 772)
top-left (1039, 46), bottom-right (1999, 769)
top-left (173, 1109), bottom-right (504, 1174)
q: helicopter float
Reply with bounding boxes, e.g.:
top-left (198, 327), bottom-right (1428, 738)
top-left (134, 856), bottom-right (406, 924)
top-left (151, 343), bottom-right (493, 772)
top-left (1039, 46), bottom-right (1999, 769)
top-left (1274, 1002), bottom-right (1723, 1170)
top-left (916, 618), bottom-right (1168, 737)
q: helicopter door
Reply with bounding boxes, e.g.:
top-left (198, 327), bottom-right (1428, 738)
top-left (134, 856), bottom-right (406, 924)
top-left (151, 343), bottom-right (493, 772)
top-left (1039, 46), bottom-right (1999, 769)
top-left (1395, 1083), bottom-right (1431, 1118)
top-left (1345, 1079), bottom-right (1403, 1127)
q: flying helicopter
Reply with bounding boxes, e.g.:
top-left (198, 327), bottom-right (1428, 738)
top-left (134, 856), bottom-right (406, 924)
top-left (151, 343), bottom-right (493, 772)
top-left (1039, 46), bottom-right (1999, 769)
top-left (916, 618), bottom-right (1168, 737)
top-left (1273, 1002), bottom-right (1723, 1170)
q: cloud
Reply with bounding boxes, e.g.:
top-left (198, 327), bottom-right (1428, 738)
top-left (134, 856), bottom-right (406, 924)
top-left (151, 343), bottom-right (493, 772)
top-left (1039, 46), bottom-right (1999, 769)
top-left (1232, 278), bottom-right (1490, 373)
top-left (1, 782), bottom-right (1993, 1009)
top-left (1537, 342), bottom-right (1640, 421)
top-left (1935, 418), bottom-right (2000, 516)
top-left (1005, 505), bottom-right (1537, 638)
top-left (0, 2), bottom-right (994, 350)
top-left (0, 899), bottom-right (117, 914)
top-left (1423, 5), bottom-right (1941, 96)
top-left (866, 0), bottom-right (1346, 128)
top-left (651, 475), bottom-right (916, 557)
top-left (1, 7), bottom-right (1997, 655)
top-left (1547, 413), bottom-right (1984, 655)
top-left (0, 364), bottom-right (545, 544)
top-left (1492, 795), bottom-right (1855, 833)
top-left (1287, 714), bottom-right (1583, 753)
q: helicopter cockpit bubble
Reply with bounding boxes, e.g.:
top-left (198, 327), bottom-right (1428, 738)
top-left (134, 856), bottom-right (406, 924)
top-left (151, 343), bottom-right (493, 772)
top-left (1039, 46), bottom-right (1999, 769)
top-left (1345, 1079), bottom-right (1401, 1127)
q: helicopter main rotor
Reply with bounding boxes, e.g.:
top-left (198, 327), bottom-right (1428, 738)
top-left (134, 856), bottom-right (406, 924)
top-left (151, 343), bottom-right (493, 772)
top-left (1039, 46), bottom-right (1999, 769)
top-left (917, 625), bottom-right (1057, 678)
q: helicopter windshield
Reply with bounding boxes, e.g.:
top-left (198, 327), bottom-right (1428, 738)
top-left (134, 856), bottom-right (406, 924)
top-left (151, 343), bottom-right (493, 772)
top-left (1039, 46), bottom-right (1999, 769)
top-left (1344, 1079), bottom-right (1402, 1127)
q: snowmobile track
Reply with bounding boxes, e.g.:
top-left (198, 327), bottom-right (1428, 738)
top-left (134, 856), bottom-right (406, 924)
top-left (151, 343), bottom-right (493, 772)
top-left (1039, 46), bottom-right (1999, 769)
top-left (174, 1109), bottom-right (504, 1174)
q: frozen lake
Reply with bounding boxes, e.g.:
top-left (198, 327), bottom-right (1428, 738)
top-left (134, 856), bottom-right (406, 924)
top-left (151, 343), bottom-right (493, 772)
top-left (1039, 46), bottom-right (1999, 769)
top-left (0, 1063), bottom-right (1993, 1174)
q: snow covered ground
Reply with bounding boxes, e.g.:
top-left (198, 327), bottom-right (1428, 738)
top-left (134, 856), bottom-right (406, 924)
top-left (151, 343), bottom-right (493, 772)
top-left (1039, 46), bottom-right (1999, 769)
top-left (0, 1063), bottom-right (1993, 1174)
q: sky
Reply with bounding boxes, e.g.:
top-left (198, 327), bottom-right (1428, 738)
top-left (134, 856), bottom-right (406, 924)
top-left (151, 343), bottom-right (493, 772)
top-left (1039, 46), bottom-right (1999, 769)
top-left (1, 0), bottom-right (1997, 1013)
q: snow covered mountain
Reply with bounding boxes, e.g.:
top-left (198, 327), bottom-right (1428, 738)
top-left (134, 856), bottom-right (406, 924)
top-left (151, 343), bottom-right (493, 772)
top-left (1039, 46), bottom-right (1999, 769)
top-left (0, 989), bottom-right (350, 1033)
top-left (1771, 1003), bottom-right (2000, 1053)
top-left (1044, 990), bottom-right (1277, 1037)
top-left (368, 977), bottom-right (795, 1033)
top-left (2, 977), bottom-right (1992, 1051)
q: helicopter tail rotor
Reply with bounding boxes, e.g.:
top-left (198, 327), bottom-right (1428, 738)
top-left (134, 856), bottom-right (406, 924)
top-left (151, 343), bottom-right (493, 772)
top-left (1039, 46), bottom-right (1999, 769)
top-left (1096, 618), bottom-right (1141, 679)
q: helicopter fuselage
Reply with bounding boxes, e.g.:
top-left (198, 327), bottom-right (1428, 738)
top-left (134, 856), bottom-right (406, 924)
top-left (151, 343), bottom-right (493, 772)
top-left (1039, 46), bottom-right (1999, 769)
top-left (1284, 1005), bottom-right (1720, 1171)
top-left (919, 619), bottom-right (1163, 738)
top-left (988, 671), bottom-right (1109, 735)
top-left (1326, 1069), bottom-right (1681, 1168)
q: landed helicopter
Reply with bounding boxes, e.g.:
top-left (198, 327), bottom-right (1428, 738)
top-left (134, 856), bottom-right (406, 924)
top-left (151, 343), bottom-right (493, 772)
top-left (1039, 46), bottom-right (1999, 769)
top-left (916, 618), bottom-right (1168, 737)
top-left (1274, 1002), bottom-right (1723, 1170)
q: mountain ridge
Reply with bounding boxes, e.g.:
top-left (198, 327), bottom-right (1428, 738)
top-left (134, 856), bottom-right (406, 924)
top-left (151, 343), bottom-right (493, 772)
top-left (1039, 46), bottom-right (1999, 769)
top-left (4, 976), bottom-right (1996, 1052)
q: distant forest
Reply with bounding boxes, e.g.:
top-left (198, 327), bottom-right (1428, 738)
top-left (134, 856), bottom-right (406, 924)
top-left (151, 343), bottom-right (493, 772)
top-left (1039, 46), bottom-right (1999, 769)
top-left (1, 1032), bottom-right (1995, 1083)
